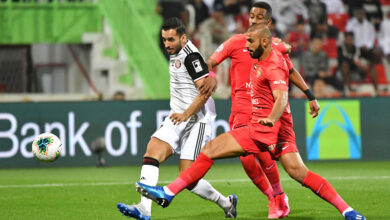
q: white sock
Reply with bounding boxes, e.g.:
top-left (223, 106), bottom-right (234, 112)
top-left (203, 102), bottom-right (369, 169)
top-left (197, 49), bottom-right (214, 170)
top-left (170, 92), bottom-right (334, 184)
top-left (163, 186), bottom-right (175, 196)
top-left (139, 164), bottom-right (159, 215)
top-left (342, 207), bottom-right (354, 217)
top-left (190, 179), bottom-right (231, 210)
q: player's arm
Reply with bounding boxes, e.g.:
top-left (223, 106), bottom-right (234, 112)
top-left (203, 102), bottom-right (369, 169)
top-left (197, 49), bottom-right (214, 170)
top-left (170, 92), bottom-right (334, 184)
top-left (259, 89), bottom-right (288, 127)
top-left (289, 68), bottom-right (320, 118)
top-left (170, 78), bottom-right (211, 125)
top-left (170, 53), bottom-right (212, 125)
top-left (272, 38), bottom-right (292, 54)
top-left (199, 39), bottom-right (233, 95)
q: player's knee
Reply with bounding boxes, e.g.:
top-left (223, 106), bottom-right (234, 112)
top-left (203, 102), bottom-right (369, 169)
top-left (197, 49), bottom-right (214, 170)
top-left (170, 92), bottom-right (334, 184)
top-left (200, 141), bottom-right (214, 158)
top-left (285, 164), bottom-right (307, 182)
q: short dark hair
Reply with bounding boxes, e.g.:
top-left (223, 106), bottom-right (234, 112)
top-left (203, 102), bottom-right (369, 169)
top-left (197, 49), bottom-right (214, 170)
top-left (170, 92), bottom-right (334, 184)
top-left (162, 17), bottom-right (186, 36)
top-left (345, 32), bottom-right (354, 38)
top-left (252, 1), bottom-right (272, 18)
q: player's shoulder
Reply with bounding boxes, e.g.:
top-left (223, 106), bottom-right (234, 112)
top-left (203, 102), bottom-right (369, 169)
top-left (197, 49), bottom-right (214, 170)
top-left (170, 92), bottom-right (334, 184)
top-left (265, 50), bottom-right (289, 72)
top-left (231, 34), bottom-right (246, 41)
top-left (181, 40), bottom-right (200, 57)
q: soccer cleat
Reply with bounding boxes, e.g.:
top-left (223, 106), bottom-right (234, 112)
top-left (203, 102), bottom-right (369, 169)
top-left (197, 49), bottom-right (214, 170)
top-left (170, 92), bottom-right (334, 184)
top-left (276, 192), bottom-right (290, 218)
top-left (117, 203), bottom-right (151, 220)
top-left (224, 194), bottom-right (238, 218)
top-left (135, 182), bottom-right (174, 208)
top-left (344, 210), bottom-right (366, 220)
top-left (267, 197), bottom-right (282, 219)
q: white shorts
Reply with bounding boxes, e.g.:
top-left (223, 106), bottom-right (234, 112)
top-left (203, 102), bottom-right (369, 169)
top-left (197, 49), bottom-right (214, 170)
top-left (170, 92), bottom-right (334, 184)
top-left (152, 114), bottom-right (213, 160)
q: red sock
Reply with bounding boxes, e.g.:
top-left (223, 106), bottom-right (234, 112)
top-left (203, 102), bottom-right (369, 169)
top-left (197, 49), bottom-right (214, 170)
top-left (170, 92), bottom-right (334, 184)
top-left (167, 153), bottom-right (213, 195)
top-left (302, 171), bottom-right (349, 214)
top-left (256, 152), bottom-right (283, 196)
top-left (240, 154), bottom-right (273, 200)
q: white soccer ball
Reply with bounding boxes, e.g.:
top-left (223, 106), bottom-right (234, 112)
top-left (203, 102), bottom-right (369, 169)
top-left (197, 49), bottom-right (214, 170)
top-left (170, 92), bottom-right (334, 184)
top-left (32, 133), bottom-right (62, 162)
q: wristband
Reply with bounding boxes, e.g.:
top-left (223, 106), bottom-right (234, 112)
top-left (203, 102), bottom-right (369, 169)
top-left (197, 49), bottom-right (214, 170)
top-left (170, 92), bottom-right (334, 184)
top-left (304, 89), bottom-right (316, 101)
top-left (209, 71), bottom-right (216, 78)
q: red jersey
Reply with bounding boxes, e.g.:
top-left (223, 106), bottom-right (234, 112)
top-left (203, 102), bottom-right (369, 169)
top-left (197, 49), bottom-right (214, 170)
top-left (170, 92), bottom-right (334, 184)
top-left (210, 34), bottom-right (293, 119)
top-left (249, 49), bottom-right (289, 124)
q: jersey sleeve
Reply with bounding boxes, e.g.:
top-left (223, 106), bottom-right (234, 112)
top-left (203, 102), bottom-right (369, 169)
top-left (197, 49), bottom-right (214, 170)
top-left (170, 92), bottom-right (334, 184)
top-left (272, 42), bottom-right (287, 54)
top-left (267, 67), bottom-right (289, 91)
top-left (283, 54), bottom-right (294, 71)
top-left (209, 37), bottom-right (235, 64)
top-left (184, 52), bottom-right (209, 81)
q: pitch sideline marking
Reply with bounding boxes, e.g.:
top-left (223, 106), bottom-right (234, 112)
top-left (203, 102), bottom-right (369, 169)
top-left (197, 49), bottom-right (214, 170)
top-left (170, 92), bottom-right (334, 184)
top-left (0, 176), bottom-right (389, 189)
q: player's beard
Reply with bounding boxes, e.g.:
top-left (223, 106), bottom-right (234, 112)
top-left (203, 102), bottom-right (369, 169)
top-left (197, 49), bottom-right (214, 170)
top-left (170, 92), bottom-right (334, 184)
top-left (249, 44), bottom-right (264, 59)
top-left (166, 41), bottom-right (183, 55)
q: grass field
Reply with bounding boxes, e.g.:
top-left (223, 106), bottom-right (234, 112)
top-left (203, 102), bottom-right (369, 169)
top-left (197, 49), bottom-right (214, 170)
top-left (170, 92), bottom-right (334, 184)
top-left (1, 161), bottom-right (389, 220)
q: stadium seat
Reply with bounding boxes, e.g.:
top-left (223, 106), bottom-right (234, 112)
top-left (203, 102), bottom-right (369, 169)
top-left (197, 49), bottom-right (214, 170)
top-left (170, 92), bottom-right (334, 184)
top-left (363, 63), bottom-right (388, 84)
top-left (376, 64), bottom-right (388, 84)
top-left (380, 0), bottom-right (390, 5)
top-left (322, 38), bottom-right (338, 58)
top-left (328, 13), bottom-right (349, 32)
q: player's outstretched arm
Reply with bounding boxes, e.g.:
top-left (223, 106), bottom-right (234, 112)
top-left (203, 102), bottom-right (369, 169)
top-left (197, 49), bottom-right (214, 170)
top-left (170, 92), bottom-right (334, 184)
top-left (289, 68), bottom-right (320, 118)
top-left (170, 78), bottom-right (211, 125)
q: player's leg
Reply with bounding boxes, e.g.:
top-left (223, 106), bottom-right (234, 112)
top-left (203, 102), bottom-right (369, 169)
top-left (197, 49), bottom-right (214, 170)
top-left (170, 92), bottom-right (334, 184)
top-left (139, 138), bottom-right (173, 210)
top-left (239, 154), bottom-right (273, 200)
top-left (240, 154), bottom-right (283, 219)
top-left (180, 159), bottom-right (237, 218)
top-left (118, 116), bottom-right (180, 219)
top-left (166, 132), bottom-right (245, 194)
top-left (136, 131), bottom-right (249, 208)
top-left (279, 152), bottom-right (366, 219)
top-left (255, 151), bottom-right (284, 196)
top-left (118, 137), bottom-right (173, 219)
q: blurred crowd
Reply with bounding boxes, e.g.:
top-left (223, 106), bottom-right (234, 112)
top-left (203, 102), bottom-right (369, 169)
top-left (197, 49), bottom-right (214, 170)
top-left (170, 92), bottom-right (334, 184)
top-left (156, 0), bottom-right (390, 98)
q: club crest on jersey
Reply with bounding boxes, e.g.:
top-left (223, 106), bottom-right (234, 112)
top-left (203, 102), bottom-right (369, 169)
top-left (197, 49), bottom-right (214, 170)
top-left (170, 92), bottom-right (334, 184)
top-left (254, 64), bottom-right (261, 78)
top-left (256, 70), bottom-right (261, 78)
top-left (175, 59), bottom-right (181, 68)
top-left (192, 59), bottom-right (203, 73)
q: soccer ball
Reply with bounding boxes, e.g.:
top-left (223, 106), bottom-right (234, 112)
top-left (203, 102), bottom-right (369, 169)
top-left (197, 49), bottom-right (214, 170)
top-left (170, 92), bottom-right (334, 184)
top-left (32, 133), bottom-right (62, 162)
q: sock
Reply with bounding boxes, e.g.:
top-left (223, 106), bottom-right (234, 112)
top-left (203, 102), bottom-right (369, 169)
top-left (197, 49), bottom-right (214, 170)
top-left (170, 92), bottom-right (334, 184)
top-left (139, 157), bottom-right (160, 214)
top-left (302, 171), bottom-right (349, 214)
top-left (240, 154), bottom-right (273, 200)
top-left (189, 179), bottom-right (231, 210)
top-left (167, 152), bottom-right (214, 195)
top-left (342, 207), bottom-right (354, 217)
top-left (256, 151), bottom-right (283, 196)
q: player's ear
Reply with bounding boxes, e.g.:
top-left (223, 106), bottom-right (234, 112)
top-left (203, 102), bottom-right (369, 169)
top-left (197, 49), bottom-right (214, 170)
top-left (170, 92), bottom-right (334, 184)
top-left (261, 38), bottom-right (267, 48)
top-left (180, 33), bottom-right (187, 42)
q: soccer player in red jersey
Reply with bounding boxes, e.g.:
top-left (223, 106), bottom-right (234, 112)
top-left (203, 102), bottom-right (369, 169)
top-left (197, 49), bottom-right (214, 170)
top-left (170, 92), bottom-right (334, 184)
top-left (136, 24), bottom-right (366, 220)
top-left (200, 2), bottom-right (319, 218)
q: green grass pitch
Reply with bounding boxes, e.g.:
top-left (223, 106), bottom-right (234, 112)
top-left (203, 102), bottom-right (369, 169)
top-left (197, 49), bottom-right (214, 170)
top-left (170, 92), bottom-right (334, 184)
top-left (1, 161), bottom-right (389, 220)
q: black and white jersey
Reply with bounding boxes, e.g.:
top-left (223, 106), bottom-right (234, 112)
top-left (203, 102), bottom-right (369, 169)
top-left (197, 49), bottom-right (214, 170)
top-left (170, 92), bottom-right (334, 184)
top-left (168, 40), bottom-right (216, 121)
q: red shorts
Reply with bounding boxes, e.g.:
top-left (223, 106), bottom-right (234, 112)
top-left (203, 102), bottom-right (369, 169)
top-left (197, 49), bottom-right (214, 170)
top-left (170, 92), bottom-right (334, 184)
top-left (229, 122), bottom-right (280, 154)
top-left (229, 112), bottom-right (251, 130)
top-left (278, 113), bottom-right (296, 143)
top-left (266, 141), bottom-right (298, 160)
top-left (229, 121), bottom-right (298, 160)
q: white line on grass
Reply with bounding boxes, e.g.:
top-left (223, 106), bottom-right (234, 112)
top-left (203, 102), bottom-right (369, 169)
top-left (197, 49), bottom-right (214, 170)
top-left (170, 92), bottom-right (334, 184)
top-left (1, 176), bottom-right (389, 189)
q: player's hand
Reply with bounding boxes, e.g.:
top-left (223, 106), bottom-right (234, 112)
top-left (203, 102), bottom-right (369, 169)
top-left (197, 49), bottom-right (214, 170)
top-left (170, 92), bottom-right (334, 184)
top-left (258, 118), bottom-right (274, 127)
top-left (170, 113), bottom-right (189, 125)
top-left (199, 76), bottom-right (217, 95)
top-left (309, 99), bottom-right (320, 118)
top-left (272, 38), bottom-right (282, 43)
